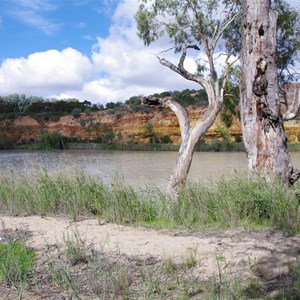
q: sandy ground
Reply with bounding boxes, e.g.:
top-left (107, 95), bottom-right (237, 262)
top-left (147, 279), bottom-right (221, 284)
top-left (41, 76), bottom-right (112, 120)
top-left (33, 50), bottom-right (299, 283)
top-left (1, 215), bottom-right (299, 283)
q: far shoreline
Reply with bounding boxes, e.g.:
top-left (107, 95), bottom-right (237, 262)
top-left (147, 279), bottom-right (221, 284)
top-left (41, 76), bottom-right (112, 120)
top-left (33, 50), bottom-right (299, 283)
top-left (6, 141), bottom-right (300, 152)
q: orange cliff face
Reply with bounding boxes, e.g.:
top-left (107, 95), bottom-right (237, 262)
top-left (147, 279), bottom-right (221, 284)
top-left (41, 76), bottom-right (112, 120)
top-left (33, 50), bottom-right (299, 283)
top-left (1, 105), bottom-right (299, 145)
top-left (1, 83), bottom-right (300, 146)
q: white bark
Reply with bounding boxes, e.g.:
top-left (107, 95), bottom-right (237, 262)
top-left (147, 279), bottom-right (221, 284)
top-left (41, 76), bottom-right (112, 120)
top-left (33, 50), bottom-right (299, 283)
top-left (142, 95), bottom-right (221, 199)
top-left (140, 6), bottom-right (240, 200)
top-left (283, 87), bottom-right (300, 121)
top-left (142, 42), bottom-right (238, 199)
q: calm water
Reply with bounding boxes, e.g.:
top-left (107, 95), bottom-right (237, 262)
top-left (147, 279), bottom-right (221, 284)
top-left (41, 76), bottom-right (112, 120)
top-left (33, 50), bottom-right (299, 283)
top-left (1, 150), bottom-right (300, 189)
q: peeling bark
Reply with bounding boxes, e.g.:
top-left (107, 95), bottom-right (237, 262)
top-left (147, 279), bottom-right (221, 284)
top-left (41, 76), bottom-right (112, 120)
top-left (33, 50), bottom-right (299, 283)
top-left (240, 0), bottom-right (300, 185)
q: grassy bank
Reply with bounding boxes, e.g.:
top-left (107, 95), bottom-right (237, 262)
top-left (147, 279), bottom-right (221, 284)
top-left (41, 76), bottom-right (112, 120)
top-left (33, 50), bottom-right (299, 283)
top-left (64, 141), bottom-right (247, 152)
top-left (0, 169), bottom-right (299, 233)
top-left (1, 170), bottom-right (300, 299)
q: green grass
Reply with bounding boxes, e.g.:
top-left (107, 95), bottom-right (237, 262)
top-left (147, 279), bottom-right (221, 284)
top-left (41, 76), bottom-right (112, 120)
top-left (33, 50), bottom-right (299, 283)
top-left (0, 242), bottom-right (36, 286)
top-left (175, 176), bottom-right (300, 232)
top-left (0, 168), bottom-right (299, 233)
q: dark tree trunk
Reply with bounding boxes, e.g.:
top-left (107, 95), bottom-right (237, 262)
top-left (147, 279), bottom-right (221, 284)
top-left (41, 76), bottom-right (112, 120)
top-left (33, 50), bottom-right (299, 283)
top-left (240, 0), bottom-right (300, 184)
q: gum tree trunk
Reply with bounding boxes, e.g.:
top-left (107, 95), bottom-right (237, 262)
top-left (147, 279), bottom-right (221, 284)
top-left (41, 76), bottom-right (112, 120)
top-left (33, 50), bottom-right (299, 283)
top-left (142, 95), bottom-right (222, 199)
top-left (240, 0), bottom-right (300, 184)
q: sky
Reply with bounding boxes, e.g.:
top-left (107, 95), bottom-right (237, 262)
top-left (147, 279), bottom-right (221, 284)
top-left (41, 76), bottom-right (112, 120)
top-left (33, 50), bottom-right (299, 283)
top-left (0, 0), bottom-right (299, 105)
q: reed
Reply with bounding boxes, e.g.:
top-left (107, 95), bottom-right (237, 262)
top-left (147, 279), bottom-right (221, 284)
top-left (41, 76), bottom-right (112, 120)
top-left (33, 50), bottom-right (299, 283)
top-left (0, 168), bottom-right (299, 232)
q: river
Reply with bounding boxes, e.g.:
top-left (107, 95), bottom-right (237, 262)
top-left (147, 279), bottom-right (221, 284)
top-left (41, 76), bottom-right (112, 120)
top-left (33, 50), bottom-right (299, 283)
top-left (1, 150), bottom-right (300, 189)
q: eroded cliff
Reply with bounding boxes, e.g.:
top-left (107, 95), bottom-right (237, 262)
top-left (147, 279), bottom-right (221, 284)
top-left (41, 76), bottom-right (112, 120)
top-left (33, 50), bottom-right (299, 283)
top-left (0, 104), bottom-right (298, 146)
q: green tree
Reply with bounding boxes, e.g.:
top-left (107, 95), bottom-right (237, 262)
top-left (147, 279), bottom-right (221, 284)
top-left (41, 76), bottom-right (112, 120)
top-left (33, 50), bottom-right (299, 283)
top-left (273, 0), bottom-right (300, 83)
top-left (136, 0), bottom-right (239, 198)
top-left (220, 66), bottom-right (240, 128)
top-left (220, 0), bottom-right (299, 128)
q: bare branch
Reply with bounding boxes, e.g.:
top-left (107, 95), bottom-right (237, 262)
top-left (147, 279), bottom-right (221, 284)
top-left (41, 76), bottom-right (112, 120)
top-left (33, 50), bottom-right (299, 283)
top-left (220, 55), bottom-right (239, 101)
top-left (283, 87), bottom-right (300, 121)
top-left (279, 87), bottom-right (288, 109)
top-left (211, 11), bottom-right (241, 51)
top-left (157, 50), bottom-right (210, 93)
top-left (178, 45), bottom-right (199, 71)
top-left (141, 96), bottom-right (190, 140)
top-left (158, 46), bottom-right (176, 55)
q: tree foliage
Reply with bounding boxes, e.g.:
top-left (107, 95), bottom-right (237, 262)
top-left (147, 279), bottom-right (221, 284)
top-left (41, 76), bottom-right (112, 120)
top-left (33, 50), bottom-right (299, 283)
top-left (223, 0), bottom-right (299, 83)
top-left (136, 0), bottom-right (239, 82)
top-left (274, 0), bottom-right (300, 82)
top-left (136, 0), bottom-right (241, 197)
top-left (0, 94), bottom-right (103, 120)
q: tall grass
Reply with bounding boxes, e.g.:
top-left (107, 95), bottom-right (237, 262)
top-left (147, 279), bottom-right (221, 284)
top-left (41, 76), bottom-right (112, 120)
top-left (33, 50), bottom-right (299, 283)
top-left (0, 169), bottom-right (299, 232)
top-left (175, 176), bottom-right (300, 231)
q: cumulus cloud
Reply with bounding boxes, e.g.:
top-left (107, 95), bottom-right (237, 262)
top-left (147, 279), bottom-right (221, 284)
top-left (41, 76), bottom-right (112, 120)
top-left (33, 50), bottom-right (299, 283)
top-left (0, 0), bottom-right (238, 104)
top-left (0, 48), bottom-right (93, 96)
top-left (87, 0), bottom-right (201, 102)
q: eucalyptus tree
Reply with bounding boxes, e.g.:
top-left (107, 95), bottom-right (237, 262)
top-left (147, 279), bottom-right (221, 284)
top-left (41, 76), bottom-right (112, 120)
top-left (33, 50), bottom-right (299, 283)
top-left (240, 0), bottom-right (300, 185)
top-left (136, 0), bottom-right (239, 198)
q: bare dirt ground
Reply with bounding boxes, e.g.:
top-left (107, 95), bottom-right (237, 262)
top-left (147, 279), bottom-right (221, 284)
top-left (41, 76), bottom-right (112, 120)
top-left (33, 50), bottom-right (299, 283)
top-left (0, 216), bottom-right (299, 299)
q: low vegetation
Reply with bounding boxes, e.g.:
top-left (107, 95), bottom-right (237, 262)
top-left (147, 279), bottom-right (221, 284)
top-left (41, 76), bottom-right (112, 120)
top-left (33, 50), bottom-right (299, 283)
top-left (0, 89), bottom-right (208, 121)
top-left (1, 224), bottom-right (299, 299)
top-left (0, 241), bottom-right (35, 286)
top-left (0, 169), bottom-right (299, 298)
top-left (0, 169), bottom-right (299, 233)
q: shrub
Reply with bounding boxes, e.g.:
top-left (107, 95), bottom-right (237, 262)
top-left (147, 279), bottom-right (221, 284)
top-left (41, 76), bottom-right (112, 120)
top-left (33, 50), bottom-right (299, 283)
top-left (41, 131), bottom-right (66, 149)
top-left (160, 135), bottom-right (172, 144)
top-left (71, 108), bottom-right (82, 118)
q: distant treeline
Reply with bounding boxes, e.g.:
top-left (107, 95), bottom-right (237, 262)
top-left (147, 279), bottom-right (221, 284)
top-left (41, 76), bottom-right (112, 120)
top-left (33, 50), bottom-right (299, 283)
top-left (0, 89), bottom-right (208, 121)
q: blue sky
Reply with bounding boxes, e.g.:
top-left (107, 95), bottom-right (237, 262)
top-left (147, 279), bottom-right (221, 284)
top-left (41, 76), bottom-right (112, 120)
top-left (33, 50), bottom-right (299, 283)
top-left (0, 0), bottom-right (299, 104)
top-left (0, 0), bottom-right (116, 60)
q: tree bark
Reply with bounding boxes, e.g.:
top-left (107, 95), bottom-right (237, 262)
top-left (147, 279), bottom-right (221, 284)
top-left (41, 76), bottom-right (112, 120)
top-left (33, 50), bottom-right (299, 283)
top-left (240, 0), bottom-right (300, 185)
top-left (142, 94), bottom-right (222, 199)
top-left (166, 102), bottom-right (221, 199)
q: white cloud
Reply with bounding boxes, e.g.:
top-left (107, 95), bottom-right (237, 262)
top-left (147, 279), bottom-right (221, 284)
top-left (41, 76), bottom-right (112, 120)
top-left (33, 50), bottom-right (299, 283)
top-left (9, 0), bottom-right (61, 35)
top-left (0, 0), bottom-right (240, 104)
top-left (86, 0), bottom-right (201, 102)
top-left (0, 48), bottom-right (93, 96)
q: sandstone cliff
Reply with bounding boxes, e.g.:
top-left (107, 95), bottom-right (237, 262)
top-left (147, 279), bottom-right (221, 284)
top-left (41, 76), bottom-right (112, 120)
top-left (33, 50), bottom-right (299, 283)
top-left (0, 105), bottom-right (298, 146)
top-left (1, 83), bottom-right (299, 146)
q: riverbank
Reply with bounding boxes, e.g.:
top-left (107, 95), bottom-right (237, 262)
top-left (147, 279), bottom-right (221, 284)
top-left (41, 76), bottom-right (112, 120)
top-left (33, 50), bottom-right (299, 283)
top-left (64, 141), bottom-right (247, 152)
top-left (12, 141), bottom-right (300, 152)
top-left (0, 168), bottom-right (299, 232)
top-left (1, 215), bottom-right (299, 299)
top-left (0, 169), bottom-right (299, 298)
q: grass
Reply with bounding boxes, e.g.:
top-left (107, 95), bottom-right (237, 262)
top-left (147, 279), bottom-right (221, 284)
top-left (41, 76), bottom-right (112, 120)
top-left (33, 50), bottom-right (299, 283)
top-left (42, 233), bottom-right (243, 299)
top-left (0, 241), bottom-right (36, 286)
top-left (0, 229), bottom-right (297, 299)
top-left (0, 167), bottom-right (300, 298)
top-left (0, 168), bottom-right (299, 233)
